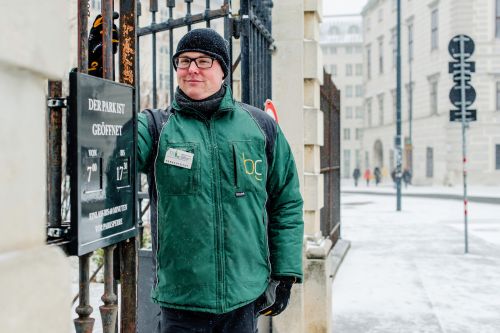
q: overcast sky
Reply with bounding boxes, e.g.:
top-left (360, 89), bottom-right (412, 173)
top-left (323, 0), bottom-right (368, 16)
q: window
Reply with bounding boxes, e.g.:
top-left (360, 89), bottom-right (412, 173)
top-left (496, 0), bottom-right (500, 38)
top-left (378, 8), bottom-right (384, 22)
top-left (391, 28), bottom-right (397, 68)
top-left (407, 82), bottom-right (414, 121)
top-left (355, 85), bottom-right (363, 97)
top-left (355, 46), bottom-right (363, 53)
top-left (331, 64), bottom-right (337, 76)
top-left (355, 106), bottom-right (364, 119)
top-left (389, 150), bottom-right (395, 170)
top-left (367, 46), bottom-right (372, 79)
top-left (496, 145), bottom-right (500, 169)
top-left (343, 129), bottom-right (351, 140)
top-left (346, 85), bottom-right (353, 98)
top-left (378, 94), bottom-right (384, 125)
top-left (356, 64), bottom-right (363, 76)
top-left (430, 81), bottom-right (438, 115)
top-left (391, 89), bottom-right (397, 123)
top-left (408, 23), bottom-right (414, 62)
top-left (329, 26), bottom-right (340, 35)
top-left (496, 82), bottom-right (500, 111)
top-left (378, 38), bottom-right (384, 74)
top-left (331, 46), bottom-right (338, 54)
top-left (431, 8), bottom-right (439, 50)
top-left (366, 99), bottom-right (373, 127)
top-left (346, 107), bottom-right (353, 119)
top-left (426, 147), bottom-right (434, 178)
top-left (348, 25), bottom-right (360, 34)
top-left (355, 128), bottom-right (362, 140)
top-left (343, 150), bottom-right (352, 178)
top-left (346, 64), bottom-right (353, 76)
top-left (366, 17), bottom-right (371, 31)
top-left (355, 150), bottom-right (361, 167)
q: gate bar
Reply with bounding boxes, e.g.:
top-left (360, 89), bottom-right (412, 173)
top-left (100, 1), bottom-right (119, 332)
top-left (74, 1), bottom-right (95, 332)
top-left (119, 1), bottom-right (138, 331)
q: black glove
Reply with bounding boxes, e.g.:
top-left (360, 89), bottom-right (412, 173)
top-left (88, 12), bottom-right (119, 77)
top-left (256, 277), bottom-right (295, 317)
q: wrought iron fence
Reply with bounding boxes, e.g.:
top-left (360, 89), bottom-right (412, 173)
top-left (320, 70), bottom-right (341, 246)
top-left (46, 1), bottom-right (275, 332)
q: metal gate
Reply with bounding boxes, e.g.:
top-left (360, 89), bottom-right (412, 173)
top-left (320, 70), bottom-right (341, 245)
top-left (135, 2), bottom-right (275, 331)
top-left (136, 0), bottom-right (274, 110)
top-left (45, 1), bottom-right (275, 333)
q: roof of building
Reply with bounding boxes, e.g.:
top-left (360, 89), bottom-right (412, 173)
top-left (320, 15), bottom-right (363, 45)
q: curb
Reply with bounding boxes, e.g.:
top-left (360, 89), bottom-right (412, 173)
top-left (342, 190), bottom-right (500, 204)
top-left (330, 239), bottom-right (351, 280)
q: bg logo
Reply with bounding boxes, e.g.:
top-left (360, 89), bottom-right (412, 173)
top-left (241, 153), bottom-right (263, 181)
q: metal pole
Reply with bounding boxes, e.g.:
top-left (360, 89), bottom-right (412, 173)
top-left (74, 254), bottom-right (95, 333)
top-left (119, 1), bottom-right (138, 331)
top-left (151, 0), bottom-right (158, 108)
top-left (47, 80), bottom-right (63, 230)
top-left (396, 0), bottom-right (402, 211)
top-left (101, 245), bottom-right (119, 332)
top-left (101, 2), bottom-right (120, 331)
top-left (75, 3), bottom-right (95, 332)
top-left (459, 36), bottom-right (469, 254)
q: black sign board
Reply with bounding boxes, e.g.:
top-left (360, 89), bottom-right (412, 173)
top-left (449, 84), bottom-right (476, 107)
top-left (449, 109), bottom-right (477, 122)
top-left (67, 72), bottom-right (136, 256)
top-left (448, 34), bottom-right (474, 59)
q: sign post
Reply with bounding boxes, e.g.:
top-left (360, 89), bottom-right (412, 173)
top-left (448, 34), bottom-right (476, 254)
top-left (67, 72), bottom-right (136, 256)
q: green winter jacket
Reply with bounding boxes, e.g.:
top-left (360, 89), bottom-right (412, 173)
top-left (137, 87), bottom-right (303, 314)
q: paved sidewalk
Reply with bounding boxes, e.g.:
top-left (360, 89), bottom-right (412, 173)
top-left (333, 192), bottom-right (500, 333)
top-left (341, 179), bottom-right (500, 204)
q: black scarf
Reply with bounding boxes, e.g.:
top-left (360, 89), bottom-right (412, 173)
top-left (175, 85), bottom-right (226, 119)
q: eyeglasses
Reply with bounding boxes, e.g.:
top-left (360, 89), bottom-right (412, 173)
top-left (174, 56), bottom-right (215, 69)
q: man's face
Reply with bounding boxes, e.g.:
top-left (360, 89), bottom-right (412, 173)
top-left (176, 51), bottom-right (225, 100)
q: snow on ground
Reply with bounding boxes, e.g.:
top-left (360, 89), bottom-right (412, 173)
top-left (333, 193), bottom-right (500, 333)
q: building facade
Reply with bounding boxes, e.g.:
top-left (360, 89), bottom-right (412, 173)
top-left (320, 15), bottom-right (364, 179)
top-left (362, 0), bottom-right (500, 186)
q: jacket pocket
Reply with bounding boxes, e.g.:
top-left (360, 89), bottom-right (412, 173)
top-left (230, 140), bottom-right (266, 194)
top-left (158, 142), bottom-right (200, 195)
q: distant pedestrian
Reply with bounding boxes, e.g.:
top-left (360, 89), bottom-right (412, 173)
top-left (363, 168), bottom-right (371, 186)
top-left (352, 168), bottom-right (361, 187)
top-left (403, 169), bottom-right (412, 188)
top-left (373, 167), bottom-right (382, 186)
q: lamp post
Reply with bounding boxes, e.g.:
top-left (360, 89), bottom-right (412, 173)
top-left (396, 0), bottom-right (402, 211)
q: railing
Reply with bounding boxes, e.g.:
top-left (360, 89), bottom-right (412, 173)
top-left (320, 70), bottom-right (341, 246)
top-left (46, 1), bottom-right (275, 332)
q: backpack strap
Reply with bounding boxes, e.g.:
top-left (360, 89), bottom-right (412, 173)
top-left (140, 107), bottom-right (172, 291)
top-left (238, 102), bottom-right (277, 170)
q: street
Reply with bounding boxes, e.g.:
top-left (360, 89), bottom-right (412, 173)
top-left (333, 191), bottom-right (500, 333)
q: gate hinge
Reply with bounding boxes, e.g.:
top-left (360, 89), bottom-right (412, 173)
top-left (47, 225), bottom-right (70, 238)
top-left (231, 16), bottom-right (242, 39)
top-left (47, 97), bottom-right (67, 108)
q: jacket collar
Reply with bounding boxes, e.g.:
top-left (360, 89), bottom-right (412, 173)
top-left (171, 84), bottom-right (235, 120)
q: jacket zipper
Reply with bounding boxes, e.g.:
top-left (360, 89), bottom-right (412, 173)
top-left (207, 118), bottom-right (225, 312)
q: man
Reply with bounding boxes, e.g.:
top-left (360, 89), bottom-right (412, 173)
top-left (137, 28), bottom-right (304, 332)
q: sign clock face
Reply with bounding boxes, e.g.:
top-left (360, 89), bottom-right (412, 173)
top-left (67, 72), bottom-right (136, 256)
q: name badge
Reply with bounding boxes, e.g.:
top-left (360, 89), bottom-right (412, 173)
top-left (164, 148), bottom-right (194, 169)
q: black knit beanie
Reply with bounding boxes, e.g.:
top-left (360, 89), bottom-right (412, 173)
top-left (172, 28), bottom-right (230, 79)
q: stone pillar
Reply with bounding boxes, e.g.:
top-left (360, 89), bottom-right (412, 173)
top-left (272, 0), bottom-right (330, 332)
top-left (302, 1), bottom-right (333, 332)
top-left (0, 2), bottom-right (71, 332)
top-left (271, 0), bottom-right (305, 332)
